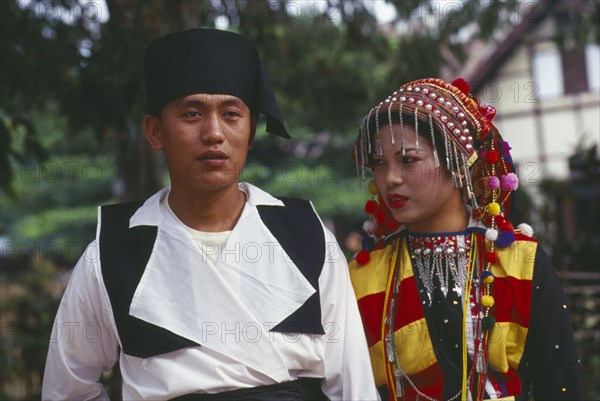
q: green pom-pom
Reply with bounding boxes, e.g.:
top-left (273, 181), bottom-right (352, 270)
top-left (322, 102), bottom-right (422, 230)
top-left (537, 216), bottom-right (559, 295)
top-left (482, 316), bottom-right (496, 331)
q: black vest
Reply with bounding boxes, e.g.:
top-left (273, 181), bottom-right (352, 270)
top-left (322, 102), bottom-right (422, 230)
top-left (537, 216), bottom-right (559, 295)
top-left (99, 197), bottom-right (326, 358)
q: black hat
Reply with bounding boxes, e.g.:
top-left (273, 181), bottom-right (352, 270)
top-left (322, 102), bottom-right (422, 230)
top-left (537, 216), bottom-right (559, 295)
top-left (144, 28), bottom-right (289, 138)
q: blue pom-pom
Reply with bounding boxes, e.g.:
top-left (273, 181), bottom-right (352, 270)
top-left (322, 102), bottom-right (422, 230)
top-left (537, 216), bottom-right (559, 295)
top-left (480, 271), bottom-right (495, 285)
top-left (362, 236), bottom-right (376, 251)
top-left (495, 230), bottom-right (515, 248)
top-left (482, 316), bottom-right (496, 331)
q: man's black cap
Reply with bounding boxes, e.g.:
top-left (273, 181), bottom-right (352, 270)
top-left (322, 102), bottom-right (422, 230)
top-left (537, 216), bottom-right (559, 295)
top-left (144, 28), bottom-right (289, 138)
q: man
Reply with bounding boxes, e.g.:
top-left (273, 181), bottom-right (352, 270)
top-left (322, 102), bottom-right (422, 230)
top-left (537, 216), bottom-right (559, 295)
top-left (42, 29), bottom-right (379, 400)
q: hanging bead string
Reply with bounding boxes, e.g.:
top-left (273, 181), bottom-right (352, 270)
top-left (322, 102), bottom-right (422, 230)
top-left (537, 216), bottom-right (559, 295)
top-left (355, 144), bottom-right (362, 188)
top-left (399, 104), bottom-right (406, 155)
top-left (388, 100), bottom-right (395, 145)
top-left (375, 105), bottom-right (383, 156)
top-left (413, 108), bottom-right (420, 152)
top-left (366, 107), bottom-right (374, 156)
top-left (429, 113), bottom-right (441, 168)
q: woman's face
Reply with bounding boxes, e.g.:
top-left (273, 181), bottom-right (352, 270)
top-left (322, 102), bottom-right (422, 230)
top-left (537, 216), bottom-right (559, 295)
top-left (372, 123), bottom-right (467, 233)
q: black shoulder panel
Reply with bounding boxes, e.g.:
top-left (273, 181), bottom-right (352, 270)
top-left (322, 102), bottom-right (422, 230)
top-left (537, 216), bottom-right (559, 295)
top-left (99, 202), bottom-right (199, 358)
top-left (257, 197), bottom-right (326, 335)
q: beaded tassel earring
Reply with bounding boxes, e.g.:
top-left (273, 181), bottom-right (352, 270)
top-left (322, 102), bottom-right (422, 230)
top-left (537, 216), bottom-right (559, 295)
top-left (355, 180), bottom-right (379, 265)
top-left (355, 180), bottom-right (401, 266)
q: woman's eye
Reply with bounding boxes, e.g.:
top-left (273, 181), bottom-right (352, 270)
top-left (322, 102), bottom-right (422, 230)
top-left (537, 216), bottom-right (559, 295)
top-left (372, 159), bottom-right (384, 168)
top-left (402, 156), bottom-right (417, 164)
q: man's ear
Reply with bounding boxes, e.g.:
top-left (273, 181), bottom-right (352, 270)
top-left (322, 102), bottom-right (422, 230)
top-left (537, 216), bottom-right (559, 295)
top-left (144, 114), bottom-right (163, 150)
top-left (248, 117), bottom-right (257, 150)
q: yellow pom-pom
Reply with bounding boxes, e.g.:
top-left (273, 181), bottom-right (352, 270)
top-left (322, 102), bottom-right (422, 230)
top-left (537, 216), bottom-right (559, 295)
top-left (481, 295), bottom-right (495, 308)
top-left (488, 202), bottom-right (500, 216)
top-left (482, 275), bottom-right (494, 285)
top-left (368, 180), bottom-right (378, 195)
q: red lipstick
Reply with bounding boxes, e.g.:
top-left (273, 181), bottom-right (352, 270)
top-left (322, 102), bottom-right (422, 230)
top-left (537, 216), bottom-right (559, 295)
top-left (387, 194), bottom-right (408, 209)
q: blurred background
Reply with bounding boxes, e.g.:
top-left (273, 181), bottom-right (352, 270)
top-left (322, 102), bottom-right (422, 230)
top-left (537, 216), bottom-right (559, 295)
top-left (1, 0), bottom-right (598, 399)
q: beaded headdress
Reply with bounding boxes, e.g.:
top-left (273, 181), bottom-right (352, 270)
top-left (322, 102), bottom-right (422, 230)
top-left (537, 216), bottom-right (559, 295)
top-left (353, 78), bottom-right (524, 264)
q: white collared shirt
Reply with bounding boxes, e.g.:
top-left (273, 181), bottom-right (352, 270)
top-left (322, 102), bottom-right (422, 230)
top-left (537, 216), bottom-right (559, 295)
top-left (42, 183), bottom-right (380, 401)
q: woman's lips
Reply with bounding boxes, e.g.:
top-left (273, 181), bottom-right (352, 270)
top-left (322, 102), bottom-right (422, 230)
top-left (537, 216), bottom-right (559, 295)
top-left (387, 194), bottom-right (408, 209)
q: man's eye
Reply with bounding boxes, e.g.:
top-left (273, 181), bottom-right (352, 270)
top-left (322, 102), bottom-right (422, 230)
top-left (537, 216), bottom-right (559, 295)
top-left (183, 111), bottom-right (200, 118)
top-left (224, 111), bottom-right (241, 118)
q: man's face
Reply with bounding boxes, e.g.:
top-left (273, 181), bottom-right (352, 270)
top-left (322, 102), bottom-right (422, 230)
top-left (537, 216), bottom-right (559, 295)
top-left (144, 93), bottom-right (255, 193)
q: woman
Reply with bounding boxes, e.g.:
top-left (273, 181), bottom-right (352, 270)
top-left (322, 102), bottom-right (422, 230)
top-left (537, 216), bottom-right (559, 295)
top-left (349, 78), bottom-right (583, 401)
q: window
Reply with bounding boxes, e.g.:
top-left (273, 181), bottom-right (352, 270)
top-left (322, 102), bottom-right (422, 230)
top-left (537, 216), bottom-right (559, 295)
top-left (586, 44), bottom-right (600, 92)
top-left (532, 48), bottom-right (564, 99)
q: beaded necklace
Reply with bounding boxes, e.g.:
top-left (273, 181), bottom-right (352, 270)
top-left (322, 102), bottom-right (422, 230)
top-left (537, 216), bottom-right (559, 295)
top-left (384, 232), bottom-right (491, 401)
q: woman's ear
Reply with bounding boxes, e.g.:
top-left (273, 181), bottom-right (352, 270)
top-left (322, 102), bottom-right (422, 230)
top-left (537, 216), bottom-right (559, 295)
top-left (144, 114), bottom-right (163, 150)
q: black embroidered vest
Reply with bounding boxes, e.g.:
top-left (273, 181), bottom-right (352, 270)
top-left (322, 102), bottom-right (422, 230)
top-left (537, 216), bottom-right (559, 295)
top-left (99, 197), bottom-right (326, 358)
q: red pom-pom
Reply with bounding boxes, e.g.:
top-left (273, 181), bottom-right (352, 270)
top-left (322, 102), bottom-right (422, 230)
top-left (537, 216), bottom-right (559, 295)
top-left (375, 210), bottom-right (386, 224)
top-left (498, 221), bottom-right (514, 232)
top-left (480, 105), bottom-right (497, 121)
top-left (494, 215), bottom-right (505, 224)
top-left (385, 218), bottom-right (399, 230)
top-left (452, 78), bottom-right (471, 95)
top-left (486, 251), bottom-right (498, 263)
top-left (486, 150), bottom-right (500, 163)
top-left (364, 199), bottom-right (378, 214)
top-left (355, 249), bottom-right (370, 265)
top-left (375, 226), bottom-right (384, 237)
top-left (484, 216), bottom-right (494, 226)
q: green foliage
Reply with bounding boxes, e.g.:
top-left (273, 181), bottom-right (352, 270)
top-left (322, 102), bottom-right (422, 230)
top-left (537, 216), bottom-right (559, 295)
top-left (1, 255), bottom-right (63, 400)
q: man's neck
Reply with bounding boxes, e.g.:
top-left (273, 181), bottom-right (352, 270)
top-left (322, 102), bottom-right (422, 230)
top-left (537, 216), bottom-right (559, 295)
top-left (168, 184), bottom-right (246, 232)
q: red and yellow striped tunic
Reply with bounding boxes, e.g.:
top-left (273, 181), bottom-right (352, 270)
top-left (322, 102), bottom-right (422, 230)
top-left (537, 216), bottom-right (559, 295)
top-left (349, 231), bottom-right (539, 400)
